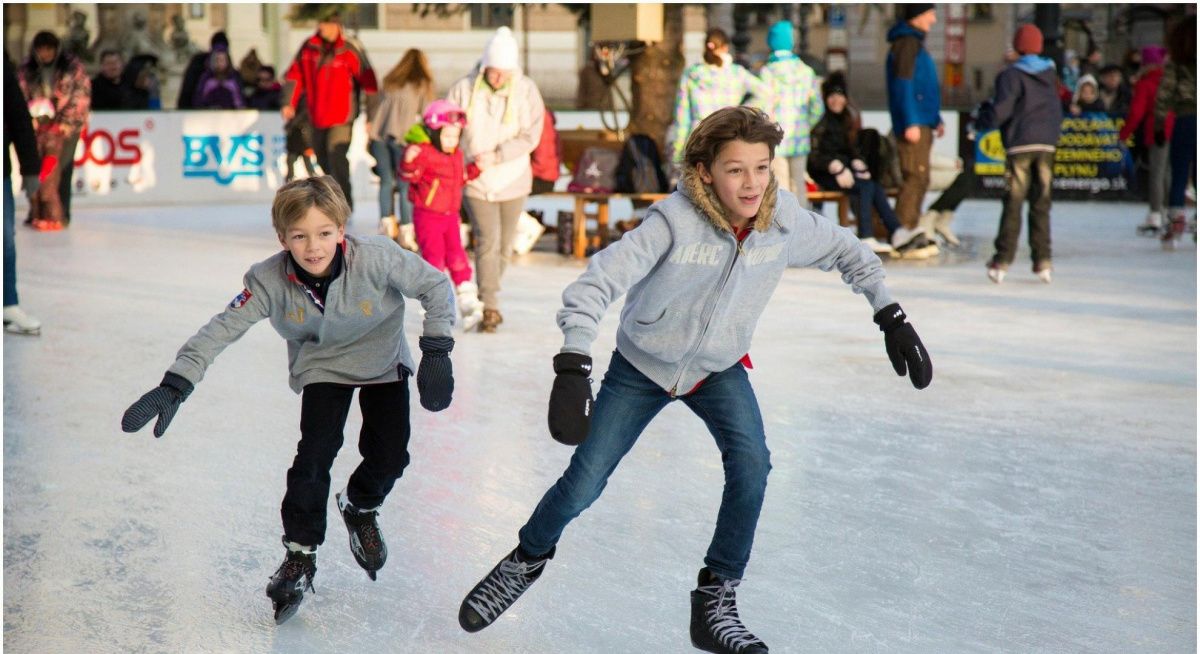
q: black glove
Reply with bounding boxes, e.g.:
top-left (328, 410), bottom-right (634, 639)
top-left (1154, 129), bottom-right (1167, 147)
top-left (873, 304), bottom-right (932, 390)
top-left (417, 336), bottom-right (454, 411)
top-left (121, 372), bottom-right (194, 437)
top-left (547, 353), bottom-right (594, 446)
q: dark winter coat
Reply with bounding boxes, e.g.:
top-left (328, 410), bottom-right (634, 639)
top-left (247, 83), bottom-right (283, 110)
top-left (807, 109), bottom-right (860, 188)
top-left (886, 22), bottom-right (941, 131)
top-left (1120, 66), bottom-right (1174, 144)
top-left (4, 55), bottom-right (39, 177)
top-left (283, 31), bottom-right (378, 129)
top-left (90, 73), bottom-right (130, 110)
top-left (17, 46), bottom-right (91, 133)
top-left (977, 55), bottom-right (1063, 155)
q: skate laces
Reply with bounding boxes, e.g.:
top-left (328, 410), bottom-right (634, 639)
top-left (279, 553), bottom-right (315, 590)
top-left (345, 508), bottom-right (383, 553)
top-left (466, 554), bottom-right (547, 621)
top-left (698, 578), bottom-right (764, 650)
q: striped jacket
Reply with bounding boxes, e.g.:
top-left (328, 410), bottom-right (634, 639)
top-left (667, 62), bottom-right (773, 162)
top-left (758, 56), bottom-right (824, 158)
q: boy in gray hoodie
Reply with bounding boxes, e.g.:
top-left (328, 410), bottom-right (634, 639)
top-left (457, 107), bottom-right (932, 654)
top-left (120, 176), bottom-right (457, 624)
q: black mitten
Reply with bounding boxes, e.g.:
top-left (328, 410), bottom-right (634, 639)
top-left (547, 353), bottom-right (594, 446)
top-left (873, 304), bottom-right (933, 390)
top-left (417, 336), bottom-right (454, 411)
top-left (121, 372), bottom-right (195, 437)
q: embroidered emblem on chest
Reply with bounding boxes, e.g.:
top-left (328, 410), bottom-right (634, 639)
top-left (360, 301), bottom-right (373, 317)
top-left (286, 307), bottom-right (306, 324)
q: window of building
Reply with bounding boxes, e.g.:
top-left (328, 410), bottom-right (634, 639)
top-left (969, 4), bottom-right (995, 22)
top-left (470, 3), bottom-right (514, 29)
top-left (349, 4), bottom-right (379, 30)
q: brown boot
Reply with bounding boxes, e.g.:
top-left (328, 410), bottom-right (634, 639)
top-left (480, 308), bottom-right (503, 333)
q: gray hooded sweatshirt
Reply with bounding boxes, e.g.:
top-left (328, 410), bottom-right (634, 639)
top-left (168, 234), bottom-right (455, 394)
top-left (558, 168), bottom-right (895, 395)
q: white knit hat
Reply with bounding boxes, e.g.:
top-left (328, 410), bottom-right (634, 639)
top-left (481, 26), bottom-right (520, 71)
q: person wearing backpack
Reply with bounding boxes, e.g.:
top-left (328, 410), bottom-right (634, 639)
top-left (759, 20), bottom-right (823, 203)
top-left (615, 134), bottom-right (669, 194)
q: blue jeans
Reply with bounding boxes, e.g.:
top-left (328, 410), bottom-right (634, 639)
top-left (369, 139), bottom-right (412, 225)
top-left (4, 175), bottom-right (17, 307)
top-left (1168, 114), bottom-right (1196, 209)
top-left (852, 178), bottom-right (902, 238)
top-left (518, 350), bottom-right (772, 580)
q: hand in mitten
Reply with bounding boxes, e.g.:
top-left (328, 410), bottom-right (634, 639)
top-left (829, 161), bottom-right (854, 189)
top-left (38, 155), bottom-right (58, 184)
top-left (851, 159), bottom-right (871, 180)
top-left (417, 336), bottom-right (454, 411)
top-left (547, 353), bottom-right (594, 446)
top-left (121, 372), bottom-right (195, 437)
top-left (873, 304), bottom-right (932, 390)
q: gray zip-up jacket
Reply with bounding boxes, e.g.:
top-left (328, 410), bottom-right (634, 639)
top-left (557, 167), bottom-right (895, 395)
top-left (168, 234), bottom-right (455, 394)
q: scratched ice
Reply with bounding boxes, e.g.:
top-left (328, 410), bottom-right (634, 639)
top-left (4, 197), bottom-right (1194, 653)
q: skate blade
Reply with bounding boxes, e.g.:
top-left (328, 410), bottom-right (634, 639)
top-left (367, 569), bottom-right (377, 581)
top-left (3, 323), bottom-right (41, 336)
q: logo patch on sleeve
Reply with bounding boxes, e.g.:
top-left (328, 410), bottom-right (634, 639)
top-left (229, 288), bottom-right (253, 309)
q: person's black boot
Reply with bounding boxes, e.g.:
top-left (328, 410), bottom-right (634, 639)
top-left (458, 545), bottom-right (554, 632)
top-left (336, 491), bottom-right (387, 580)
top-left (689, 568), bottom-right (769, 653)
top-left (265, 542), bottom-right (316, 625)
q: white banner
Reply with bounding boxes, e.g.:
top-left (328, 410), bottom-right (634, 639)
top-left (13, 110), bottom-right (377, 208)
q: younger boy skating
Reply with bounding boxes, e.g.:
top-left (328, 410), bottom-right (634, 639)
top-left (121, 176), bottom-right (457, 623)
top-left (400, 99), bottom-right (485, 330)
top-left (458, 107), bottom-right (932, 653)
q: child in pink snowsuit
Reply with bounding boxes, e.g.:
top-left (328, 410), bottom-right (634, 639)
top-left (400, 99), bottom-right (483, 326)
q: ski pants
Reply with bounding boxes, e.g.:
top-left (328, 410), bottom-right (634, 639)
top-left (280, 379), bottom-right (411, 547)
top-left (519, 350), bottom-right (772, 580)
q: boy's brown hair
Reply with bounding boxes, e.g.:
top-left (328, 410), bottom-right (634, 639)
top-left (683, 106), bottom-right (784, 172)
top-left (271, 175), bottom-right (351, 235)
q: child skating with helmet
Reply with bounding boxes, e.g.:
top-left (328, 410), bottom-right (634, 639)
top-left (401, 99), bottom-right (485, 330)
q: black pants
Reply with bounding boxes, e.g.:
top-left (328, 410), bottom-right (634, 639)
top-left (312, 122), bottom-right (354, 209)
top-left (928, 168), bottom-right (976, 213)
top-left (280, 379), bottom-right (411, 547)
top-left (992, 151), bottom-right (1054, 267)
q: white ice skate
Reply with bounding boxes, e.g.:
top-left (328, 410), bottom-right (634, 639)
top-left (933, 210), bottom-right (961, 246)
top-left (1137, 211), bottom-right (1164, 237)
top-left (3, 306), bottom-right (41, 336)
top-left (397, 223), bottom-right (419, 252)
top-left (860, 237), bottom-right (896, 256)
top-left (457, 281), bottom-right (484, 332)
top-left (378, 215), bottom-right (400, 240)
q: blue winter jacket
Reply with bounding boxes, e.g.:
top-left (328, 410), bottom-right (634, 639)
top-left (886, 22), bottom-right (941, 131)
top-left (976, 56), bottom-right (1063, 154)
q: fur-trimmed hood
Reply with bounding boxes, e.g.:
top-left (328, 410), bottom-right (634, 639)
top-left (677, 165), bottom-right (780, 235)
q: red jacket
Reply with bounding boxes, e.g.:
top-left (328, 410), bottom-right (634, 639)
top-left (284, 32), bottom-right (377, 129)
top-left (530, 108), bottom-right (561, 182)
top-left (1119, 67), bottom-right (1175, 144)
top-left (400, 143), bottom-right (480, 215)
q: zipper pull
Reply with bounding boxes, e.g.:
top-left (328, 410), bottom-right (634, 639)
top-left (669, 385), bottom-right (678, 398)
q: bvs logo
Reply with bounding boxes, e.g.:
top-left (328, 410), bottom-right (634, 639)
top-left (182, 134), bottom-right (264, 185)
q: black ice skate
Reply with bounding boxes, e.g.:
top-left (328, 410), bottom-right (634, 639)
top-left (689, 568), bottom-right (769, 654)
top-left (458, 546), bottom-right (554, 632)
top-left (266, 544), bottom-right (316, 625)
top-left (336, 491), bottom-right (387, 580)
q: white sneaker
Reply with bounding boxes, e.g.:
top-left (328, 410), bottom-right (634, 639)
top-left (378, 215), bottom-right (399, 240)
top-left (397, 223), bottom-right (419, 252)
top-left (3, 306), bottom-right (41, 335)
top-left (860, 237), bottom-right (896, 256)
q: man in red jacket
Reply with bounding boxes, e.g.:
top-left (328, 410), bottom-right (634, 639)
top-left (282, 8), bottom-right (377, 210)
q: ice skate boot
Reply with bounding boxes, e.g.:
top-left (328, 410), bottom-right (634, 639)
top-left (933, 210), bottom-right (960, 246)
top-left (986, 261), bottom-right (1007, 284)
top-left (689, 568), bottom-right (769, 654)
top-left (378, 215), bottom-right (400, 240)
top-left (336, 491), bottom-right (387, 580)
top-left (1033, 260), bottom-right (1053, 284)
top-left (1137, 211), bottom-right (1164, 237)
top-left (456, 281), bottom-right (484, 332)
top-left (859, 237), bottom-right (896, 256)
top-left (397, 223), bottom-right (419, 252)
top-left (266, 542), bottom-right (316, 625)
top-left (1162, 210), bottom-right (1187, 250)
top-left (459, 545), bottom-right (554, 632)
top-left (3, 306), bottom-right (41, 335)
top-left (480, 308), bottom-right (503, 333)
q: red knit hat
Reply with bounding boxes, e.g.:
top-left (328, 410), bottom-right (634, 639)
top-left (1013, 24), bottom-right (1043, 55)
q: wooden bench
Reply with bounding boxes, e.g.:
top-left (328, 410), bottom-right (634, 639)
top-left (539, 188), bottom-right (901, 259)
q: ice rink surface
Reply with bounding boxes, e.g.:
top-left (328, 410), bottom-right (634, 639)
top-left (3, 197), bottom-right (1195, 653)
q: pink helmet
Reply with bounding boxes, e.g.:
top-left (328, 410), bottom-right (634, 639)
top-left (423, 99), bottom-right (467, 129)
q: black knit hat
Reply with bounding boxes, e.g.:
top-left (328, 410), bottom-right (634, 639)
top-left (901, 4), bottom-right (935, 21)
top-left (821, 72), bottom-right (848, 99)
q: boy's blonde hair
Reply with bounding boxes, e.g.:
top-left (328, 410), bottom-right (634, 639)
top-left (683, 106), bottom-right (784, 171)
top-left (271, 176), bottom-right (351, 235)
